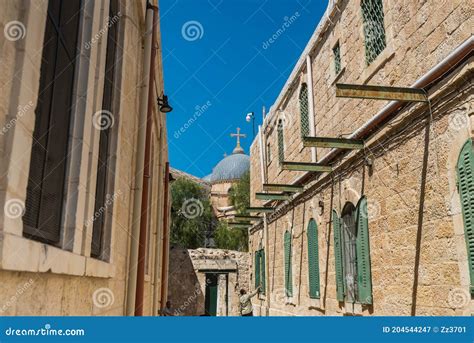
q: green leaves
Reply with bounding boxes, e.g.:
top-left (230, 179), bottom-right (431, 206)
top-left (170, 177), bottom-right (213, 249)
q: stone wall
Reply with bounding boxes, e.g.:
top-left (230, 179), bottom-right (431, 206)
top-left (0, 0), bottom-right (169, 316)
top-left (249, 0), bottom-right (473, 316)
top-left (168, 247), bottom-right (250, 316)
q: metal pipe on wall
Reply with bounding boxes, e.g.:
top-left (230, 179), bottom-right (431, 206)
top-left (160, 162), bottom-right (171, 307)
top-left (306, 55), bottom-right (317, 163)
top-left (257, 125), bottom-right (270, 315)
top-left (152, 132), bottom-right (165, 315)
top-left (125, 5), bottom-right (154, 316)
top-left (134, 3), bottom-right (158, 316)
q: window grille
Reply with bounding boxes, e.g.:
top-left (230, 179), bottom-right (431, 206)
top-left (333, 42), bottom-right (342, 75)
top-left (266, 142), bottom-right (271, 164)
top-left (278, 120), bottom-right (284, 164)
top-left (361, 0), bottom-right (386, 65)
top-left (299, 84), bottom-right (310, 138)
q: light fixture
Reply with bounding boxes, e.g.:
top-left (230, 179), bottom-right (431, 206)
top-left (245, 112), bottom-right (255, 138)
top-left (157, 95), bottom-right (173, 113)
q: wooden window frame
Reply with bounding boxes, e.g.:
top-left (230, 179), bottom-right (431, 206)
top-left (90, 0), bottom-right (121, 261)
top-left (23, 0), bottom-right (83, 245)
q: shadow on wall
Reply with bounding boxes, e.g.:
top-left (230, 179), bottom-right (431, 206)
top-left (167, 246), bottom-right (205, 316)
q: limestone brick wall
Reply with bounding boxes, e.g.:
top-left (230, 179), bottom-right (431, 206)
top-left (0, 0), bottom-right (169, 316)
top-left (168, 247), bottom-right (250, 316)
top-left (249, 0), bottom-right (473, 316)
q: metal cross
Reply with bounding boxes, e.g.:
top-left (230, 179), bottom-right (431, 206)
top-left (230, 127), bottom-right (246, 149)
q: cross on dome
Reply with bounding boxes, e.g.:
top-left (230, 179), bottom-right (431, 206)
top-left (230, 127), bottom-right (246, 154)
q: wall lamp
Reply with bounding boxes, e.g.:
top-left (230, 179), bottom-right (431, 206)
top-left (157, 95), bottom-right (173, 113)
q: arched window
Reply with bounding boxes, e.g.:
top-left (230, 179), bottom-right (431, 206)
top-left (307, 219), bottom-right (320, 298)
top-left (284, 230), bottom-right (293, 297)
top-left (341, 202), bottom-right (357, 303)
top-left (277, 119), bottom-right (284, 164)
top-left (299, 83), bottom-right (310, 138)
top-left (332, 196), bottom-right (372, 304)
top-left (456, 139), bottom-right (474, 292)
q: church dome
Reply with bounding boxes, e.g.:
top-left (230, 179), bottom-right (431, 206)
top-left (210, 152), bottom-right (250, 183)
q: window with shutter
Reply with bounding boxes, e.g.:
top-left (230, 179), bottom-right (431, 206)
top-left (255, 250), bottom-right (261, 289)
top-left (23, 0), bottom-right (82, 244)
top-left (91, 0), bottom-right (120, 259)
top-left (342, 202), bottom-right (358, 303)
top-left (284, 230), bottom-right (293, 297)
top-left (332, 209), bottom-right (345, 302)
top-left (299, 83), bottom-right (310, 138)
top-left (307, 219), bottom-right (320, 299)
top-left (278, 120), bottom-right (284, 164)
top-left (355, 196), bottom-right (373, 304)
top-left (457, 139), bottom-right (474, 294)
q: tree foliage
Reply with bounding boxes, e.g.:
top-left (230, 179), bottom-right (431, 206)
top-left (214, 221), bottom-right (248, 252)
top-left (170, 177), bottom-right (213, 249)
top-left (214, 171), bottom-right (250, 251)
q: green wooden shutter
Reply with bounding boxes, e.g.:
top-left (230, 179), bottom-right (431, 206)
top-left (255, 250), bottom-right (260, 289)
top-left (457, 139), bottom-right (474, 294)
top-left (307, 219), bottom-right (321, 298)
top-left (261, 249), bottom-right (266, 295)
top-left (332, 209), bottom-right (344, 302)
top-left (356, 196), bottom-right (373, 304)
top-left (284, 231), bottom-right (293, 297)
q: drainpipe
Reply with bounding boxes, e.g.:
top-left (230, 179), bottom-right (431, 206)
top-left (134, 3), bottom-right (158, 316)
top-left (152, 131), bottom-right (165, 315)
top-left (306, 55), bottom-right (317, 162)
top-left (126, 4), bottom-right (154, 316)
top-left (257, 125), bottom-right (270, 315)
top-left (160, 161), bottom-right (171, 306)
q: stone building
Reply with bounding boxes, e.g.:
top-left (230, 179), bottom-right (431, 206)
top-left (0, 0), bottom-right (171, 315)
top-left (248, 0), bottom-right (473, 316)
top-left (168, 247), bottom-right (250, 316)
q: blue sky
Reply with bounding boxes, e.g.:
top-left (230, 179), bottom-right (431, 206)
top-left (160, 0), bottom-right (327, 178)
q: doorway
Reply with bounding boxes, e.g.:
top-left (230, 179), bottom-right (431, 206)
top-left (204, 273), bottom-right (218, 316)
